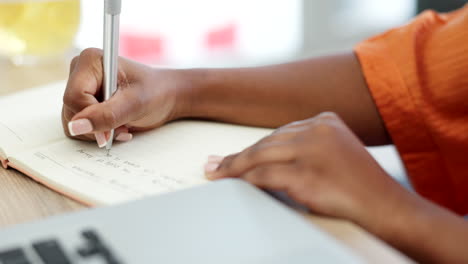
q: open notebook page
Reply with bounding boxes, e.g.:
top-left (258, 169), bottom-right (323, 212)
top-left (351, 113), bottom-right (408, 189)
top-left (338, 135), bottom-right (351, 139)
top-left (9, 121), bottom-right (273, 205)
top-left (0, 81), bottom-right (67, 160)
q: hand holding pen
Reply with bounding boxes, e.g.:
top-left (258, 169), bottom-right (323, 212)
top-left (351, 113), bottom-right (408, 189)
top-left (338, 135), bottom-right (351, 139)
top-left (64, 4), bottom-right (184, 149)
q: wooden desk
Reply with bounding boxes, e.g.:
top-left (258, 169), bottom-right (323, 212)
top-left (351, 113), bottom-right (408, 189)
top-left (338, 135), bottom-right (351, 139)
top-left (0, 59), bottom-right (413, 263)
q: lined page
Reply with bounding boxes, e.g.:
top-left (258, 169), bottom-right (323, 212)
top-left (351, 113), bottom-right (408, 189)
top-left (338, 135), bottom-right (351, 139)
top-left (0, 81), bottom-right (67, 159)
top-left (10, 121), bottom-right (273, 205)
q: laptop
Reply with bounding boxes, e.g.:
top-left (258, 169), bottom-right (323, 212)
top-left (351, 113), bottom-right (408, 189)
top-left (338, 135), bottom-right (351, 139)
top-left (0, 179), bottom-right (364, 264)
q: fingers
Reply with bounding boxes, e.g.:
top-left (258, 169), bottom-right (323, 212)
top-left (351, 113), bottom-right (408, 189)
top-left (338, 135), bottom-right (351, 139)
top-left (204, 153), bottom-right (293, 187)
top-left (66, 121), bottom-right (132, 143)
top-left (241, 163), bottom-right (293, 190)
top-left (204, 125), bottom-right (301, 179)
top-left (69, 56), bottom-right (79, 76)
top-left (68, 86), bottom-right (143, 134)
top-left (204, 155), bottom-right (224, 173)
top-left (66, 91), bottom-right (139, 148)
top-left (205, 155), bottom-right (294, 191)
top-left (64, 49), bottom-right (145, 147)
top-left (207, 141), bottom-right (296, 180)
top-left (114, 126), bottom-right (133, 142)
top-left (205, 113), bottom-right (345, 179)
top-left (63, 48), bottom-right (104, 114)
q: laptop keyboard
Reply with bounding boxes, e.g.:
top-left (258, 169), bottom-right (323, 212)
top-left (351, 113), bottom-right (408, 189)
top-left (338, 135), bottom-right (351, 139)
top-left (0, 230), bottom-right (121, 264)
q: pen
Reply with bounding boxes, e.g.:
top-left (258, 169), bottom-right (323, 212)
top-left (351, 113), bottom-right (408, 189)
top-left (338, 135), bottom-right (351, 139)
top-left (103, 0), bottom-right (121, 155)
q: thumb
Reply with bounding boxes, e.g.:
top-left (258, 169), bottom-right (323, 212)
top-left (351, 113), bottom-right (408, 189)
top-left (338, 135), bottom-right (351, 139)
top-left (68, 89), bottom-right (141, 135)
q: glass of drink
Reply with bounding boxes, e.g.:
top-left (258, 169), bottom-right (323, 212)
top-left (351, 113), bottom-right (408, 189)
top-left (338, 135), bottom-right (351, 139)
top-left (0, 0), bottom-right (80, 65)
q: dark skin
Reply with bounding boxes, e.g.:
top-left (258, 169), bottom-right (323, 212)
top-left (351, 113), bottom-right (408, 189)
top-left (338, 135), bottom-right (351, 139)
top-left (63, 49), bottom-right (387, 145)
top-left (62, 48), bottom-right (468, 263)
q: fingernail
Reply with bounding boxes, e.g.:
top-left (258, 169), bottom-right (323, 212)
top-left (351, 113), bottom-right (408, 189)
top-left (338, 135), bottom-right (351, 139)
top-left (68, 119), bottom-right (93, 136)
top-left (95, 132), bottom-right (107, 148)
top-left (204, 162), bottom-right (220, 174)
top-left (105, 131), bottom-right (112, 141)
top-left (207, 155), bottom-right (224, 163)
top-left (115, 132), bottom-right (133, 142)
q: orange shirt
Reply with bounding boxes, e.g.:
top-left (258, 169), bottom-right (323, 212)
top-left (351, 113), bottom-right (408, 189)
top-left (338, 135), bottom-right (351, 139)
top-left (355, 5), bottom-right (468, 215)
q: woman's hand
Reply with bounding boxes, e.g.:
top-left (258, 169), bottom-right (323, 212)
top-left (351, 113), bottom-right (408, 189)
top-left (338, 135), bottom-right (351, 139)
top-left (62, 48), bottom-right (191, 147)
top-left (205, 112), bottom-right (409, 226)
top-left (205, 112), bottom-right (468, 264)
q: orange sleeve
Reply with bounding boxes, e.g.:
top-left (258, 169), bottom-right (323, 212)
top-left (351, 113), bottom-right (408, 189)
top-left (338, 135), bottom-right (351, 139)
top-left (354, 5), bottom-right (468, 215)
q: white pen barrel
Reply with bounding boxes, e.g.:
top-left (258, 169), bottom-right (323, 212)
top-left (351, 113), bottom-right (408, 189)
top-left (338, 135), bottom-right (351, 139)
top-left (103, 13), bottom-right (119, 102)
top-left (103, 0), bottom-right (121, 151)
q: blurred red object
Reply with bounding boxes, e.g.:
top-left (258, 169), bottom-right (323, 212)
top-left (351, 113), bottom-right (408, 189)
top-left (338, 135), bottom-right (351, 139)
top-left (120, 32), bottom-right (165, 64)
top-left (205, 23), bottom-right (237, 51)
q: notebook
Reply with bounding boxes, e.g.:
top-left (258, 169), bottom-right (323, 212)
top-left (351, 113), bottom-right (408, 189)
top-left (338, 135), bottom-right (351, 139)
top-left (0, 82), bottom-right (273, 205)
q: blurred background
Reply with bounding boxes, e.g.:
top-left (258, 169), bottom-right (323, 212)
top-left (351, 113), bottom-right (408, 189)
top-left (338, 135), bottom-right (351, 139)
top-left (77, 0), bottom-right (415, 67)
top-left (79, 0), bottom-right (466, 67)
top-left (0, 0), bottom-right (466, 68)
